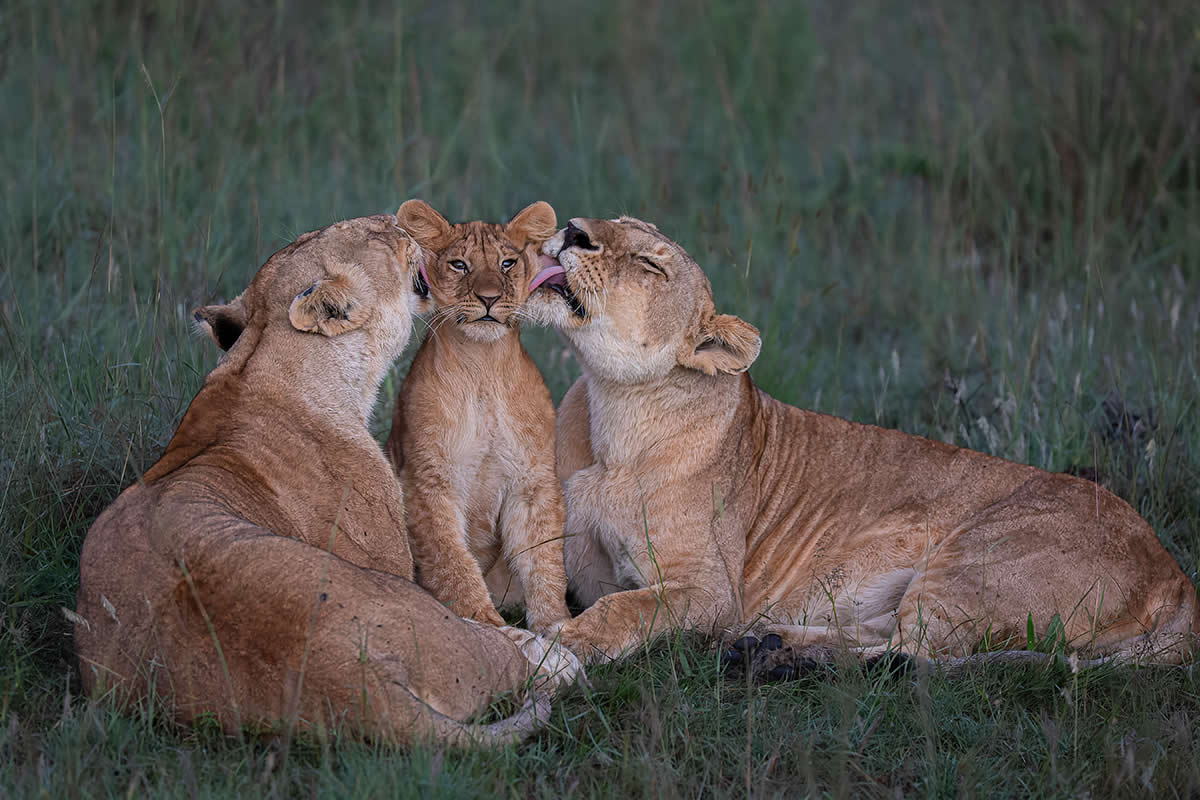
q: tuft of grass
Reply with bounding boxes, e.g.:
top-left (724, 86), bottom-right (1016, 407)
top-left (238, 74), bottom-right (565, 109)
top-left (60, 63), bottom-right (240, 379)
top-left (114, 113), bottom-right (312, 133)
top-left (2, 0), bottom-right (1199, 795)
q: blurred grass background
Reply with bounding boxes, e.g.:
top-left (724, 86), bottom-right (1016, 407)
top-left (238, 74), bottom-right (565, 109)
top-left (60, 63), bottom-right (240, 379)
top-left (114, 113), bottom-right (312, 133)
top-left (2, 0), bottom-right (1199, 796)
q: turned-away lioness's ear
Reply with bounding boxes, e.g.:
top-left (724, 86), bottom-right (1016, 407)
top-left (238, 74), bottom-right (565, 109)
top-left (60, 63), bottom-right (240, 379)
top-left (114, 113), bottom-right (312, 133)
top-left (396, 199), bottom-right (452, 248)
top-left (288, 265), bottom-right (371, 337)
top-left (192, 296), bottom-right (247, 351)
top-left (505, 201), bottom-right (558, 247)
top-left (679, 313), bottom-right (762, 376)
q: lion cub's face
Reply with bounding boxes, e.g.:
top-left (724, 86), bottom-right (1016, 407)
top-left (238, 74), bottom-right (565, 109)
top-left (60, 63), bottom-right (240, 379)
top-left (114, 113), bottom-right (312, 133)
top-left (526, 217), bottom-right (761, 383)
top-left (397, 200), bottom-right (558, 342)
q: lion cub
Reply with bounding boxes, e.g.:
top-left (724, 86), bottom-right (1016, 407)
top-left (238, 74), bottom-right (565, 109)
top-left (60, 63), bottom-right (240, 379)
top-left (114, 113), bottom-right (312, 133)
top-left (386, 199), bottom-right (570, 633)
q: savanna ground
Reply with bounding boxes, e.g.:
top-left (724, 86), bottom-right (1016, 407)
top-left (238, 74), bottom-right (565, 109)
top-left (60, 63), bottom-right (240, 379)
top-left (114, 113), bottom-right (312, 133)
top-left (2, 1), bottom-right (1199, 796)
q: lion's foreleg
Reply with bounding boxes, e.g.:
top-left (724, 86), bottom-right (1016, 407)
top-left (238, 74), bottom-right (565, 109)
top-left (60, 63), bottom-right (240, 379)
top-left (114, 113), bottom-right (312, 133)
top-left (405, 477), bottom-right (504, 627)
top-left (499, 477), bottom-right (569, 634)
top-left (553, 580), bottom-right (735, 664)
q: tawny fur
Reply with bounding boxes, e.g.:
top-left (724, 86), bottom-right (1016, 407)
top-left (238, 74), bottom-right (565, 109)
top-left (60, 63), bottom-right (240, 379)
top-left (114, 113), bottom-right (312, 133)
top-left (386, 200), bottom-right (569, 633)
top-left (524, 217), bottom-right (1198, 667)
top-left (74, 215), bottom-right (582, 747)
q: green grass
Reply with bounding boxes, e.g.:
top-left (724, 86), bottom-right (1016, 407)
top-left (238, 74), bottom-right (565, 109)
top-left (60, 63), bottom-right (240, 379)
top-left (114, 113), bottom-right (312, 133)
top-left (3, 0), bottom-right (1199, 796)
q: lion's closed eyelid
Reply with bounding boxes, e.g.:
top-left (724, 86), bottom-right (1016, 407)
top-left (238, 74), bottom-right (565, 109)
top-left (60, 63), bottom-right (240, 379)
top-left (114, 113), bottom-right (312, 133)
top-left (636, 254), bottom-right (668, 278)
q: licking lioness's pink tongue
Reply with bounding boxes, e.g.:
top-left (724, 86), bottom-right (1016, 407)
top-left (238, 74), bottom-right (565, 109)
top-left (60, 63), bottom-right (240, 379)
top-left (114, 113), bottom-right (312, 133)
top-left (529, 255), bottom-right (566, 291)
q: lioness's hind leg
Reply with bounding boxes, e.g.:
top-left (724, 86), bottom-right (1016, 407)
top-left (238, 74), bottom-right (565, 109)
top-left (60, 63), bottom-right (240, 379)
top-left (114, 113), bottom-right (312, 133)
top-left (167, 528), bottom-right (539, 744)
top-left (745, 509), bottom-right (1186, 667)
top-left (887, 502), bottom-right (1197, 663)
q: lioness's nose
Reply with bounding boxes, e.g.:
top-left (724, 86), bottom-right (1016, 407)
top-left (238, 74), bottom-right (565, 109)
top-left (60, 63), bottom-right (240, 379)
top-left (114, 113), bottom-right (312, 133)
top-left (563, 222), bottom-right (594, 251)
top-left (476, 293), bottom-right (500, 309)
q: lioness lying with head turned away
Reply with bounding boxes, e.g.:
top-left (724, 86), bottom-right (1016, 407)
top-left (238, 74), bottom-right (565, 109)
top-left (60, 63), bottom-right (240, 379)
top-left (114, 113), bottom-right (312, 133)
top-left (525, 216), bottom-right (1197, 671)
top-left (74, 215), bottom-right (581, 747)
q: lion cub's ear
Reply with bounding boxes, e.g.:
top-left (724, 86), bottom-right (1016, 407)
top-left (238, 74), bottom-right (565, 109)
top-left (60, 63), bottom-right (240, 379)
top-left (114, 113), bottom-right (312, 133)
top-left (193, 296), bottom-right (247, 351)
top-left (288, 265), bottom-right (371, 337)
top-left (679, 313), bottom-right (762, 376)
top-left (396, 199), bottom-right (452, 248)
top-left (505, 201), bottom-right (558, 247)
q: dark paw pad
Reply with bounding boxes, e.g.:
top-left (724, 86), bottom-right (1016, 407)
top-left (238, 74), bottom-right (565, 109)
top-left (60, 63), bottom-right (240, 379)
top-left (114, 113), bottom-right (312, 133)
top-left (732, 635), bottom-right (760, 653)
top-left (765, 663), bottom-right (797, 682)
top-left (865, 651), bottom-right (913, 677)
top-left (722, 636), bottom-right (765, 679)
top-left (722, 635), bottom-right (844, 684)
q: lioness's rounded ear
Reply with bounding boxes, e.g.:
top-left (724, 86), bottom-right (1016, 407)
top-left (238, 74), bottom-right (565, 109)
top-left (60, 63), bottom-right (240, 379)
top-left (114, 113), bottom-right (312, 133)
top-left (506, 201), bottom-right (558, 246)
top-left (679, 313), bottom-right (762, 376)
top-left (288, 266), bottom-right (370, 337)
top-left (396, 199), bottom-right (452, 248)
top-left (192, 296), bottom-right (247, 351)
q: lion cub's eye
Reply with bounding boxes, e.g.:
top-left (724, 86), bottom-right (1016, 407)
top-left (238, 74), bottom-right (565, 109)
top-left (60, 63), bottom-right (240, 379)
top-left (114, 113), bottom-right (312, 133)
top-left (448, 259), bottom-right (469, 273)
top-left (637, 255), bottom-right (667, 278)
top-left (500, 258), bottom-right (517, 271)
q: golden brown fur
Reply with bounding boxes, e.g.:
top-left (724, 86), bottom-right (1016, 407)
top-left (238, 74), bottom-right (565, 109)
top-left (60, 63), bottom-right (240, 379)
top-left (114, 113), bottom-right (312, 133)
top-left (74, 215), bottom-right (581, 747)
top-left (386, 200), bottom-right (569, 633)
top-left (525, 217), bottom-right (1198, 667)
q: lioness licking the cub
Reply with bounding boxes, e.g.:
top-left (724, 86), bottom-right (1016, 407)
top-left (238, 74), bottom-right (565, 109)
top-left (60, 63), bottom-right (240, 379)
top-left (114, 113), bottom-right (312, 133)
top-left (525, 216), bottom-right (1197, 672)
top-left (387, 200), bottom-right (571, 634)
top-left (74, 214), bottom-right (581, 747)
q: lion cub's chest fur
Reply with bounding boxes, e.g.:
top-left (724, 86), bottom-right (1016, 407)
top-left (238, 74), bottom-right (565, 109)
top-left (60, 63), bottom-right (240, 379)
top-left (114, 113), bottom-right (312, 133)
top-left (387, 329), bottom-right (569, 630)
top-left (438, 384), bottom-right (534, 553)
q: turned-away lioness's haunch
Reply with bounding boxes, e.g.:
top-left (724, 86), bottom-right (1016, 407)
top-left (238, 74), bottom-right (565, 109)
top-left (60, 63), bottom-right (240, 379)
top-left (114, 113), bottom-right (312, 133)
top-left (74, 215), bottom-right (581, 747)
top-left (525, 216), bottom-right (1198, 668)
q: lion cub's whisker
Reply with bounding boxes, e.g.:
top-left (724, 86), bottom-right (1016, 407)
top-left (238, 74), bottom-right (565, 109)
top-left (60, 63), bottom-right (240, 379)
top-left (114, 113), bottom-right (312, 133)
top-left (387, 199), bottom-right (571, 637)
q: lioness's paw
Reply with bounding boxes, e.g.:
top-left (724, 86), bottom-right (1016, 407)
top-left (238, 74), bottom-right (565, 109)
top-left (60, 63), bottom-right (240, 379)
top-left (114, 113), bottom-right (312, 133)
top-left (500, 626), bottom-right (588, 692)
top-left (721, 634), bottom-right (837, 683)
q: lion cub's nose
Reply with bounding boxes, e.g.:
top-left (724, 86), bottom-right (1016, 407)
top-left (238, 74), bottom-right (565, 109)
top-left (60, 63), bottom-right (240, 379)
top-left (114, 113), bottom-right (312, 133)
top-left (476, 293), bottom-right (501, 309)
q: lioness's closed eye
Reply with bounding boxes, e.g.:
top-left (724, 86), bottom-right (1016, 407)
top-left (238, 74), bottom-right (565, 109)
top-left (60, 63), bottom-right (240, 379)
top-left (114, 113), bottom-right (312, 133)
top-left (386, 200), bottom-right (570, 634)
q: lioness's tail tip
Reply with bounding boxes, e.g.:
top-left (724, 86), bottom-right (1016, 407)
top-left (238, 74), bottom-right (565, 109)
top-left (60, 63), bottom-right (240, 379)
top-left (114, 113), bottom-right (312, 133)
top-left (481, 692), bottom-right (551, 747)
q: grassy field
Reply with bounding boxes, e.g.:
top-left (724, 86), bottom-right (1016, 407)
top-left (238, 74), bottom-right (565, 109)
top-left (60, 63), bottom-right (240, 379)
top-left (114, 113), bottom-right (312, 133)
top-left (3, 0), bottom-right (1199, 795)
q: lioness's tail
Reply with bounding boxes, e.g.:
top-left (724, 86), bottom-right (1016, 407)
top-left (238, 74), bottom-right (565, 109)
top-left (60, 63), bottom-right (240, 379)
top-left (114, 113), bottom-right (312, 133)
top-left (936, 650), bottom-right (1110, 676)
top-left (1192, 588), bottom-right (1200, 638)
top-left (416, 691), bottom-right (551, 748)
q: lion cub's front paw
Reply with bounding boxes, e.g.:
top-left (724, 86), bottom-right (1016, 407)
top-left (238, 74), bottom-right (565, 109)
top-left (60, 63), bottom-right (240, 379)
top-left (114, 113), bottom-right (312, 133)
top-left (500, 626), bottom-right (589, 692)
top-left (540, 618), bottom-right (568, 641)
top-left (524, 605), bottom-right (572, 637)
top-left (459, 604), bottom-right (506, 628)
